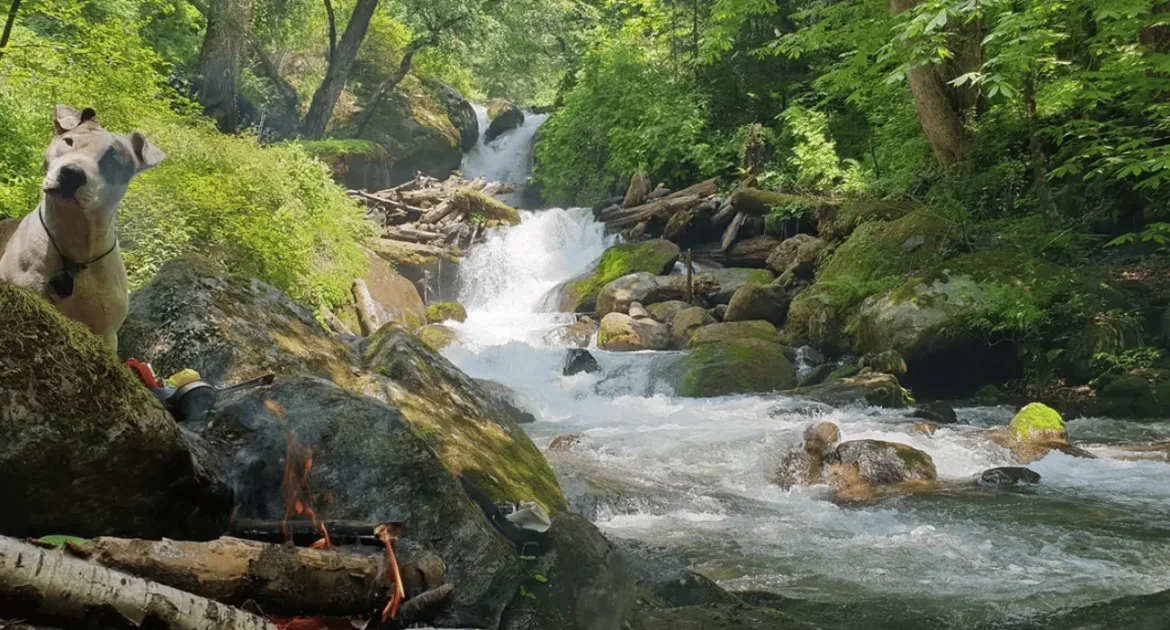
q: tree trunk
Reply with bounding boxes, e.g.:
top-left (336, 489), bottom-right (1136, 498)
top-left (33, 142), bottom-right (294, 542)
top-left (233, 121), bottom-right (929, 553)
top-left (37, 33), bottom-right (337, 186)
top-left (0, 535), bottom-right (276, 630)
top-left (323, 0), bottom-right (337, 61)
top-left (1023, 73), bottom-right (1055, 216)
top-left (197, 0), bottom-right (252, 133)
top-left (300, 0), bottom-right (380, 139)
top-left (890, 0), bottom-right (972, 167)
top-left (355, 38), bottom-right (427, 137)
top-left (352, 279), bottom-right (380, 336)
top-left (0, 0), bottom-right (22, 63)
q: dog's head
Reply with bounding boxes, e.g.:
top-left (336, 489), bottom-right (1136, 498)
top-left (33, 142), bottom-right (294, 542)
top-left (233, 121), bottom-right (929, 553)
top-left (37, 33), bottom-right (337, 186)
top-left (42, 104), bottom-right (165, 220)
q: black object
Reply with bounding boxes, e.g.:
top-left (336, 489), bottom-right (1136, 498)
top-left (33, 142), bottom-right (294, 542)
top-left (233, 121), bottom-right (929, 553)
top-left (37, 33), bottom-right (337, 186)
top-left (563, 348), bottom-right (600, 376)
top-left (162, 374), bottom-right (276, 423)
top-left (979, 467), bottom-right (1041, 486)
top-left (229, 518), bottom-right (401, 547)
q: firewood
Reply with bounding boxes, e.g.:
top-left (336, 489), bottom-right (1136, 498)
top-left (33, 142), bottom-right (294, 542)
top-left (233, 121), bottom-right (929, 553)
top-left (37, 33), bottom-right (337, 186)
top-left (83, 536), bottom-right (388, 618)
top-left (419, 201), bottom-right (455, 224)
top-left (352, 280), bottom-right (380, 337)
top-left (0, 535), bottom-right (277, 630)
top-left (721, 211), bottom-right (748, 251)
top-left (229, 519), bottom-right (402, 548)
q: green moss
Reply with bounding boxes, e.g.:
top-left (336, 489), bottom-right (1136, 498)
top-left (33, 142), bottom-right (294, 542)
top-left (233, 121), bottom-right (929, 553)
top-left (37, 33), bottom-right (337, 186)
top-left (453, 189), bottom-right (521, 226)
top-left (1009, 403), bottom-right (1066, 441)
top-left (416, 324), bottom-right (457, 351)
top-left (687, 321), bottom-right (778, 348)
top-left (561, 240), bottom-right (680, 311)
top-left (828, 365), bottom-right (860, 380)
top-left (296, 139), bottom-right (386, 159)
top-left (893, 443), bottom-right (935, 475)
top-left (671, 339), bottom-right (796, 397)
top-left (426, 301), bottom-right (468, 323)
top-left (818, 199), bottom-right (918, 242)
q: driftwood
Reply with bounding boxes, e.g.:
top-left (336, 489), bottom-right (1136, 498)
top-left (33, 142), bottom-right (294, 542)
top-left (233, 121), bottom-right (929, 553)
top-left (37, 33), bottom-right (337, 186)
top-left (352, 279), bottom-right (380, 337)
top-left (84, 537), bottom-right (388, 617)
top-left (602, 195), bottom-right (704, 229)
top-left (721, 211), bottom-right (748, 252)
top-left (319, 303), bottom-right (353, 336)
top-left (420, 200), bottom-right (455, 224)
top-left (383, 226), bottom-right (445, 244)
top-left (665, 177), bottom-right (717, 200)
top-left (0, 535), bottom-right (277, 630)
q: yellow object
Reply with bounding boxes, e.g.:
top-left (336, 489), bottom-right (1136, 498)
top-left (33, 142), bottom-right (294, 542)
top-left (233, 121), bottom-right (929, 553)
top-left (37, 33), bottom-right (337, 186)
top-left (168, 368), bottom-right (202, 388)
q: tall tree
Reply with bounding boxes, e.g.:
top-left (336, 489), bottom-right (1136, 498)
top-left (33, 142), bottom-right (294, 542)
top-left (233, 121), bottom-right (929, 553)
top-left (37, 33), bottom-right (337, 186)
top-left (196, 0), bottom-right (253, 132)
top-left (300, 0), bottom-right (380, 139)
top-left (0, 0), bottom-right (21, 63)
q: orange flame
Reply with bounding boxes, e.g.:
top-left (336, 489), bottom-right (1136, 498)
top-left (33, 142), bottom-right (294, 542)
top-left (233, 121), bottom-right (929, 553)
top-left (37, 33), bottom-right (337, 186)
top-left (376, 523), bottom-right (407, 621)
top-left (266, 398), bottom-right (331, 549)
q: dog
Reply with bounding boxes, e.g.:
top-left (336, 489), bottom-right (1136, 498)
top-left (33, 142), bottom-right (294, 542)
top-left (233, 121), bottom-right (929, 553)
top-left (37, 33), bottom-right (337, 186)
top-left (0, 105), bottom-right (164, 349)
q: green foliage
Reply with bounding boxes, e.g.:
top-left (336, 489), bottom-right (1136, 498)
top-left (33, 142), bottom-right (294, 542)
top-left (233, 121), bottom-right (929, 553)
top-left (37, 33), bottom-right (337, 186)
top-left (0, 0), bottom-right (368, 308)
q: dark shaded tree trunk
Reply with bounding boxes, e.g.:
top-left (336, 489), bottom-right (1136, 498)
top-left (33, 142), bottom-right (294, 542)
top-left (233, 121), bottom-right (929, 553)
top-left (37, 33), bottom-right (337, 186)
top-left (323, 0), bottom-right (337, 61)
top-left (300, 0), bottom-right (379, 140)
top-left (197, 0), bottom-right (252, 133)
top-left (1023, 73), bottom-right (1055, 216)
top-left (0, 0), bottom-right (21, 63)
top-left (251, 44), bottom-right (301, 133)
top-left (355, 39), bottom-right (426, 137)
top-left (890, 0), bottom-right (972, 168)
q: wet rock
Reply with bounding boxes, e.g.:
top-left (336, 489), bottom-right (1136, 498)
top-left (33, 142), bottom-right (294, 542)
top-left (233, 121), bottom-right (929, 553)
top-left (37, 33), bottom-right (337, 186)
top-left (598, 313), bottom-right (672, 352)
top-left (597, 273), bottom-right (699, 317)
top-left (860, 349), bottom-right (907, 376)
top-left (433, 82), bottom-right (479, 151)
top-left (499, 512), bottom-right (636, 630)
top-left (669, 322), bottom-right (796, 397)
top-left (797, 363), bottom-right (835, 388)
top-left (797, 344), bottom-right (826, 366)
top-left (547, 240), bottom-right (680, 312)
top-left (825, 439), bottom-right (937, 500)
top-left (792, 372), bottom-right (913, 408)
top-left (120, 257), bottom-right (357, 387)
top-left (629, 301), bottom-right (651, 319)
top-left (710, 304), bottom-right (728, 321)
top-left (564, 348), bottom-right (601, 376)
top-left (651, 571), bottom-right (741, 608)
top-left (485, 98), bottom-right (524, 142)
top-left (912, 423), bottom-right (937, 436)
top-left (774, 422), bottom-right (842, 489)
top-left (688, 320), bottom-right (780, 348)
top-left (548, 434), bottom-right (585, 451)
top-left (987, 403), bottom-right (1081, 464)
top-left (695, 268), bottom-right (776, 305)
top-left (647, 300), bottom-right (692, 324)
top-left (912, 401), bottom-right (958, 425)
top-left (205, 377), bottom-right (521, 627)
top-left (476, 379), bottom-right (538, 424)
top-left (362, 249), bottom-right (428, 331)
top-left (416, 323), bottom-right (457, 351)
top-left (723, 282), bottom-right (789, 327)
top-left (546, 317), bottom-right (597, 348)
top-left (766, 234), bottom-right (827, 286)
top-left (0, 283), bottom-right (228, 539)
top-left (979, 467), bottom-right (1041, 486)
top-left (671, 307), bottom-right (717, 347)
top-left (633, 604), bottom-right (810, 630)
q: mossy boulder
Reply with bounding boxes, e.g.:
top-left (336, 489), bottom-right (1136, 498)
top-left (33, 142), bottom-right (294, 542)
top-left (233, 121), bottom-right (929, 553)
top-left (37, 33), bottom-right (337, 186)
top-left (366, 237), bottom-right (462, 295)
top-left (338, 86), bottom-right (462, 184)
top-left (362, 249), bottom-right (426, 331)
top-left (119, 257), bottom-right (358, 387)
top-left (670, 307), bottom-right (717, 347)
top-left (427, 301), bottom-right (469, 323)
top-left (0, 283), bottom-right (228, 539)
top-left (816, 199), bottom-right (917, 242)
top-left (766, 234), bottom-right (827, 285)
top-left (416, 323), bottom-right (458, 351)
top-left (598, 312), bottom-right (672, 351)
top-left (790, 372), bottom-right (913, 408)
top-left (548, 240), bottom-right (681, 312)
top-left (669, 323), bottom-right (797, 397)
top-left (485, 98), bottom-right (525, 141)
top-left (432, 81), bottom-right (479, 151)
top-left (647, 300), bottom-right (692, 323)
top-left (1090, 372), bottom-right (1170, 418)
top-left (1009, 402), bottom-right (1067, 442)
top-left (695, 267), bottom-right (776, 305)
top-left (359, 325), bottom-right (566, 513)
top-left (723, 282), bottom-right (789, 327)
top-left (687, 320), bottom-right (779, 348)
top-left (453, 188), bottom-right (522, 226)
top-left (597, 273), bottom-right (696, 317)
top-left (300, 139), bottom-right (392, 191)
top-left (825, 439), bottom-right (937, 500)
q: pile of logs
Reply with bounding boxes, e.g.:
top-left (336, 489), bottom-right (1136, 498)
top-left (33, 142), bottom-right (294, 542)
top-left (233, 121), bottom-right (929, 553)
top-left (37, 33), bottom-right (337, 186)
top-left (594, 173), bottom-right (814, 266)
top-left (350, 174), bottom-right (518, 253)
top-left (0, 522), bottom-right (459, 630)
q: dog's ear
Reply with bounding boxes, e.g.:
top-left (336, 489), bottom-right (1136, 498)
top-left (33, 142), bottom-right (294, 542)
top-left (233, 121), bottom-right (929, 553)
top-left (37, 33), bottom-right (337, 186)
top-left (53, 105), bottom-right (97, 135)
top-left (129, 131), bottom-right (166, 171)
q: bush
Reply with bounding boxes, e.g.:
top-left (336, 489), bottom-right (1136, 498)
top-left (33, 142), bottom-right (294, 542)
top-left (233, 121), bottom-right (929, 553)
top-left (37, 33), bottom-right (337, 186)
top-left (0, 1), bottom-right (367, 308)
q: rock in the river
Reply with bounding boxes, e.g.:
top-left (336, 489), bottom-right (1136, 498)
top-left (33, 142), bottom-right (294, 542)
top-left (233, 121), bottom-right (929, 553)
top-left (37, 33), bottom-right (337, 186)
top-left (485, 98), bottom-right (525, 141)
top-left (723, 281), bottom-right (789, 326)
top-left (633, 605), bottom-right (810, 630)
top-left (0, 283), bottom-right (228, 539)
top-left (499, 513), bottom-right (636, 630)
top-left (766, 234), bottom-right (827, 285)
top-left (648, 300), bottom-right (692, 324)
top-left (695, 268), bottom-right (776, 305)
top-left (797, 363), bottom-right (835, 388)
top-left (825, 439), bottom-right (937, 500)
top-left (417, 323), bottom-right (458, 351)
top-left (206, 377), bottom-right (521, 627)
top-left (912, 401), bottom-right (958, 425)
top-left (548, 434), bottom-right (585, 452)
top-left (120, 257), bottom-right (357, 387)
top-left (564, 348), bottom-right (601, 376)
top-left (793, 372), bottom-right (913, 408)
top-left (476, 379), bottom-right (538, 424)
top-left (434, 82), bottom-right (479, 151)
top-left (629, 301), bottom-right (651, 319)
top-left (671, 307), bottom-right (717, 347)
top-left (597, 273), bottom-right (698, 317)
top-left (426, 301), bottom-right (469, 323)
top-left (598, 313), bottom-right (672, 351)
top-left (669, 321), bottom-right (796, 397)
top-left (361, 249), bottom-right (428, 331)
top-left (860, 349), bottom-right (907, 376)
top-left (987, 403), bottom-right (1078, 464)
top-left (774, 422), bottom-right (842, 489)
top-left (546, 316), bottom-right (597, 348)
top-left (548, 241), bottom-right (680, 312)
top-left (979, 467), bottom-right (1041, 486)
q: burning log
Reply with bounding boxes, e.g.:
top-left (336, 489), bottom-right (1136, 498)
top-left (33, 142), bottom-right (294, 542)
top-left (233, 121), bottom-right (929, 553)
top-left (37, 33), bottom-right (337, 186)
top-left (0, 535), bottom-right (277, 630)
top-left (83, 536), bottom-right (391, 617)
top-left (229, 519), bottom-right (402, 548)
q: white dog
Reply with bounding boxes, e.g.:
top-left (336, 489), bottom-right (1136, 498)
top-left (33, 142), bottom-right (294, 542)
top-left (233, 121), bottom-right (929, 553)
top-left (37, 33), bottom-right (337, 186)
top-left (0, 105), bottom-right (164, 348)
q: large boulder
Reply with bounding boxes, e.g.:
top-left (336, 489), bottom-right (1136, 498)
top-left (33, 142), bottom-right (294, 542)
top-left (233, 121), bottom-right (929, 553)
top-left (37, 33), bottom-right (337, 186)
top-left (119, 257), bottom-right (357, 387)
top-left (598, 313), bottom-right (672, 352)
top-left (723, 282), bottom-right (789, 326)
top-left (499, 513), bottom-right (636, 630)
top-left (301, 139), bottom-right (392, 191)
top-left (204, 377), bottom-right (521, 628)
top-left (366, 237), bottom-right (462, 300)
top-left (547, 241), bottom-right (681, 312)
top-left (670, 307), bottom-right (716, 347)
top-left (344, 88), bottom-right (463, 184)
top-left (669, 322), bottom-right (796, 397)
top-left (597, 274), bottom-right (698, 317)
top-left (824, 439), bottom-right (937, 500)
top-left (694, 268), bottom-right (775, 305)
top-left (486, 98), bottom-right (525, 142)
top-left (791, 372), bottom-right (913, 408)
top-left (766, 234), bottom-right (826, 285)
top-left (362, 248), bottom-right (427, 330)
top-left (433, 81), bottom-right (479, 151)
top-left (0, 283), bottom-right (227, 539)
top-left (986, 402), bottom-right (1082, 464)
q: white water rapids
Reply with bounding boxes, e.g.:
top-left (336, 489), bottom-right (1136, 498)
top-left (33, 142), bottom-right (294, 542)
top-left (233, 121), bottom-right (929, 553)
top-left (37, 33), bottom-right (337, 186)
top-left (444, 122), bottom-right (1170, 628)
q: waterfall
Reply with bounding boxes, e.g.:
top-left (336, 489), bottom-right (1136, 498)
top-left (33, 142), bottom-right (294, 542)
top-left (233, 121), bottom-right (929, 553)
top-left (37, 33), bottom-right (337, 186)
top-left (461, 104), bottom-right (549, 208)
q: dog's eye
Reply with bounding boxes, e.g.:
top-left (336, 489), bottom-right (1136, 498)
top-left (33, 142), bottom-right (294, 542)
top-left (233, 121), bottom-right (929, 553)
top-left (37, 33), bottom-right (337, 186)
top-left (63, 137), bottom-right (74, 147)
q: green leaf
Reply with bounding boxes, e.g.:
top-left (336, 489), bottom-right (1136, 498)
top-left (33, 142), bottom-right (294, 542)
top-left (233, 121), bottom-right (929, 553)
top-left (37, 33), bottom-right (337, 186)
top-left (37, 535), bottom-right (89, 549)
top-left (533, 573), bottom-right (549, 583)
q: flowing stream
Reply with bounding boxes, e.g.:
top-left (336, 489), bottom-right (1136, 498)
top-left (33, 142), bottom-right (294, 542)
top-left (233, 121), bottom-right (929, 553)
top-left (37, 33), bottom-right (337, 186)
top-left (460, 104), bottom-right (549, 208)
top-left (447, 128), bottom-right (1170, 629)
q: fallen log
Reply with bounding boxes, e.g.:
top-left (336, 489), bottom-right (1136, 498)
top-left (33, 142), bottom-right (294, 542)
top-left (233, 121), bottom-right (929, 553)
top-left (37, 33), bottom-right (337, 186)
top-left (230, 519), bottom-right (401, 548)
top-left (604, 195), bottom-right (704, 229)
top-left (419, 200), bottom-right (455, 224)
top-left (0, 535), bottom-right (277, 630)
top-left (383, 226), bottom-right (445, 244)
top-left (665, 177), bottom-right (717, 200)
top-left (84, 537), bottom-right (390, 618)
top-left (352, 279), bottom-right (380, 337)
top-left (721, 211), bottom-right (748, 252)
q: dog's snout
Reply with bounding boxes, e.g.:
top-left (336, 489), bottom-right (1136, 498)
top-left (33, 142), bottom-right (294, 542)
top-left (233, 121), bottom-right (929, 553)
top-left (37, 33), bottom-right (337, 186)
top-left (50, 164), bottom-right (87, 198)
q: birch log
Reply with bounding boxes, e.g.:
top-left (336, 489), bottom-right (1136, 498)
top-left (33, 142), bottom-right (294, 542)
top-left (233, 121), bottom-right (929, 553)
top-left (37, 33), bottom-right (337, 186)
top-left (0, 535), bottom-right (276, 630)
top-left (352, 279), bottom-right (381, 337)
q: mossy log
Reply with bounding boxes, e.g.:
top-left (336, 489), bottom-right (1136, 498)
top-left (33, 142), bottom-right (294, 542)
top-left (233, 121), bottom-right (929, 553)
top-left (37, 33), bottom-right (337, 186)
top-left (451, 189), bottom-right (521, 225)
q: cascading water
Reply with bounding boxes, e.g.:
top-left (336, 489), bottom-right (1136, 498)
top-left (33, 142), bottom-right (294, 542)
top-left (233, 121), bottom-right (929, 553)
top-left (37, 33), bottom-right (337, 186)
top-left (460, 104), bottom-right (549, 208)
top-left (443, 143), bottom-right (1170, 629)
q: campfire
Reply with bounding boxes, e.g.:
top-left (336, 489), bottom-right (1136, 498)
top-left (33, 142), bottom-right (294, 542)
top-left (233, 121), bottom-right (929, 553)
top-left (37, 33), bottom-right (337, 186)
top-left (0, 398), bottom-right (452, 630)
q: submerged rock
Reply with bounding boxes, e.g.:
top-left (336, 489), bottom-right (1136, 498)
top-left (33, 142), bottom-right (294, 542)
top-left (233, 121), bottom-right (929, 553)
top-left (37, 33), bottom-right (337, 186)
top-left (564, 348), bottom-right (601, 376)
top-left (979, 467), bottom-right (1041, 486)
top-left (598, 312), bottom-right (672, 352)
top-left (0, 283), bottom-right (228, 539)
top-left (723, 282), bottom-right (789, 326)
top-left (548, 240), bottom-right (680, 313)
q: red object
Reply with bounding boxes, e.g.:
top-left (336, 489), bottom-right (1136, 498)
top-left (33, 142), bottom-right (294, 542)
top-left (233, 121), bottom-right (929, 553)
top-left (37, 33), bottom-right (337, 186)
top-left (124, 358), bottom-right (159, 388)
top-left (269, 617), bottom-right (365, 630)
